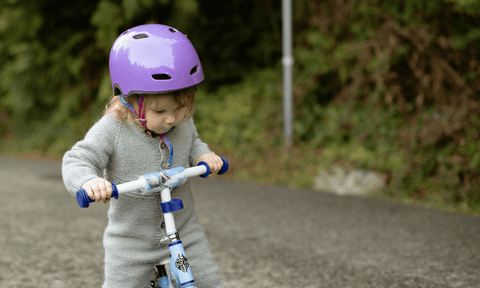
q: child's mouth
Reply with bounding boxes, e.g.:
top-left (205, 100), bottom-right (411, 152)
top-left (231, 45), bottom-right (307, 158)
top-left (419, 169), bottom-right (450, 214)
top-left (156, 126), bottom-right (172, 133)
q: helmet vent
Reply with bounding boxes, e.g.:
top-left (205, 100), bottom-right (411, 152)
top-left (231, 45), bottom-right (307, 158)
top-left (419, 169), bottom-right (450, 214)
top-left (133, 33), bottom-right (149, 39)
top-left (152, 74), bottom-right (172, 80)
top-left (169, 28), bottom-right (177, 33)
top-left (189, 65), bottom-right (198, 75)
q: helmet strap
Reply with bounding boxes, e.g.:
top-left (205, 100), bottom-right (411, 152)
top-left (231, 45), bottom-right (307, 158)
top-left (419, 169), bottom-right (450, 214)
top-left (137, 94), bottom-right (147, 128)
top-left (119, 93), bottom-right (148, 129)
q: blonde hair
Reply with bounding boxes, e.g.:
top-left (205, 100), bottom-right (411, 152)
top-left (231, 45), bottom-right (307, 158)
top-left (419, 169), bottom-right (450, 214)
top-left (104, 86), bottom-right (196, 126)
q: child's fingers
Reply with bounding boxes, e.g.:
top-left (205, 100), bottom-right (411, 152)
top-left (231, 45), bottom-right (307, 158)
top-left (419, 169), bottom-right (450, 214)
top-left (103, 181), bottom-right (113, 204)
top-left (91, 181), bottom-right (102, 202)
top-left (107, 181), bottom-right (113, 197)
top-left (97, 181), bottom-right (108, 202)
top-left (81, 181), bottom-right (96, 201)
top-left (85, 187), bottom-right (95, 201)
top-left (196, 153), bottom-right (226, 175)
top-left (81, 178), bottom-right (113, 204)
top-left (82, 178), bottom-right (106, 202)
top-left (204, 155), bottom-right (223, 174)
top-left (211, 155), bottom-right (224, 173)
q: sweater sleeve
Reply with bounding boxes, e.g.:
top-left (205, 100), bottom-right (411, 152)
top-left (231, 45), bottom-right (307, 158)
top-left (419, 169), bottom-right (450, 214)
top-left (187, 118), bottom-right (213, 166)
top-left (62, 114), bottom-right (120, 195)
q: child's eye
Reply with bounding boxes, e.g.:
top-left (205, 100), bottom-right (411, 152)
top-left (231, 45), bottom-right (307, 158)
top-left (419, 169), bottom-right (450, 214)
top-left (156, 110), bottom-right (165, 114)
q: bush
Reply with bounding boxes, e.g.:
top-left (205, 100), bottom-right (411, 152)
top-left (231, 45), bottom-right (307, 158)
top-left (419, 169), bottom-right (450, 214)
top-left (288, 0), bottom-right (479, 211)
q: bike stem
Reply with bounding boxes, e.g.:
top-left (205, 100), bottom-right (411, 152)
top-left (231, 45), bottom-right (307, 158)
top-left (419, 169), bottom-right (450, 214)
top-left (161, 187), bottom-right (177, 234)
top-left (160, 186), bottom-right (197, 287)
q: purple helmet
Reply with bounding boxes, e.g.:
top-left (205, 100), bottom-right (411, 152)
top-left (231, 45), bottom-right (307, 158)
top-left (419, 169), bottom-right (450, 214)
top-left (109, 24), bottom-right (204, 97)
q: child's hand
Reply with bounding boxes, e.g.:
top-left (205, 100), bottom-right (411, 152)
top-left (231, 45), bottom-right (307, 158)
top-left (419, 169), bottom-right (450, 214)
top-left (196, 153), bottom-right (224, 176)
top-left (81, 178), bottom-right (113, 204)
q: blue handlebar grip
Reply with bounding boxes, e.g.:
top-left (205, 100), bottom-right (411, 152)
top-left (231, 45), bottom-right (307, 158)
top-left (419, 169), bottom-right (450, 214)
top-left (197, 161), bottom-right (211, 178)
top-left (76, 182), bottom-right (119, 208)
top-left (76, 189), bottom-right (93, 208)
top-left (111, 182), bottom-right (119, 199)
top-left (197, 157), bottom-right (229, 178)
top-left (218, 157), bottom-right (229, 175)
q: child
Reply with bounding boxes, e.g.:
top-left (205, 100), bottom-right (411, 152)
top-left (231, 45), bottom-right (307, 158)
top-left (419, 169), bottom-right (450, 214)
top-left (62, 24), bottom-right (226, 288)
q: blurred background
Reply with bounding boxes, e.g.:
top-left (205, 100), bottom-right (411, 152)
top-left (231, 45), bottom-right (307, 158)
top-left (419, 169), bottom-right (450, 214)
top-left (0, 0), bottom-right (478, 214)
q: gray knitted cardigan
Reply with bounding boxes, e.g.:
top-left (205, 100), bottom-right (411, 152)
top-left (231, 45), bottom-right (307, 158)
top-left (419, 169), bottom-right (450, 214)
top-left (62, 114), bottom-right (224, 288)
top-left (62, 114), bottom-right (211, 192)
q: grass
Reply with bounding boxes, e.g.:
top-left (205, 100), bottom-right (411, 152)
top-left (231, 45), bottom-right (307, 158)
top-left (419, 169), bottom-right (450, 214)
top-left (207, 142), bottom-right (480, 217)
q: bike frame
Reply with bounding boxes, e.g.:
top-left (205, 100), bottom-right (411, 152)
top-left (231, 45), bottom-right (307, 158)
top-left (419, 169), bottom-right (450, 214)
top-left (75, 158), bottom-right (228, 288)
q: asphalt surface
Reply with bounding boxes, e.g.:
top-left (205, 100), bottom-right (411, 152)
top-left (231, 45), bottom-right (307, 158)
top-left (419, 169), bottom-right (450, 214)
top-left (0, 158), bottom-right (479, 288)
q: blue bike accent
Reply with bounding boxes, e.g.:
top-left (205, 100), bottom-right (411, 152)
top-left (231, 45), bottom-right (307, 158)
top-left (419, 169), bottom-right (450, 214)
top-left (161, 199), bottom-right (184, 213)
top-left (76, 189), bottom-right (90, 208)
top-left (182, 280), bottom-right (195, 287)
top-left (163, 167), bottom-right (187, 187)
top-left (168, 240), bottom-right (181, 247)
top-left (197, 161), bottom-right (210, 178)
top-left (111, 182), bottom-right (119, 198)
top-left (218, 157), bottom-right (229, 175)
top-left (158, 275), bottom-right (169, 288)
top-left (142, 167), bottom-right (187, 193)
top-left (168, 240), bottom-right (196, 287)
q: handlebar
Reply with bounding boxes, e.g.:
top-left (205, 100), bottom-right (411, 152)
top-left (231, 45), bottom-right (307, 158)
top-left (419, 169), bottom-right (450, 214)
top-left (76, 157), bottom-right (229, 208)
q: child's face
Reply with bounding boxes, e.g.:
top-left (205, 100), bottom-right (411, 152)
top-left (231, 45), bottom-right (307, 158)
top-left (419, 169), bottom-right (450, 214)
top-left (144, 94), bottom-right (187, 134)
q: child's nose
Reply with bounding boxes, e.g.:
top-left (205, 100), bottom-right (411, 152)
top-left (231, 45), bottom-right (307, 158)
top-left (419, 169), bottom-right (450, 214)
top-left (164, 113), bottom-right (175, 124)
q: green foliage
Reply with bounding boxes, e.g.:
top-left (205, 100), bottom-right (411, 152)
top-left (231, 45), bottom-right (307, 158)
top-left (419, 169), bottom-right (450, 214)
top-left (448, 0), bottom-right (480, 14)
top-left (195, 67), bottom-right (283, 159)
top-left (0, 0), bottom-right (99, 136)
top-left (0, 0), bottom-right (282, 148)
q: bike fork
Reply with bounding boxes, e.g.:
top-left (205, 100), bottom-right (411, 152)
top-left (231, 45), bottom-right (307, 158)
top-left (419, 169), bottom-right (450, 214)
top-left (150, 265), bottom-right (169, 288)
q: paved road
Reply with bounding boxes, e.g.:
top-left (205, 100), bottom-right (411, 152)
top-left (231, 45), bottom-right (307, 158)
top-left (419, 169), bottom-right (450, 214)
top-left (0, 158), bottom-right (479, 288)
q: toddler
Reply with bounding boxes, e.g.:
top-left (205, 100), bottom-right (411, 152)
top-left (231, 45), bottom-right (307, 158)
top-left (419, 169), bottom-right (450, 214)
top-left (62, 24), bottom-right (225, 288)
